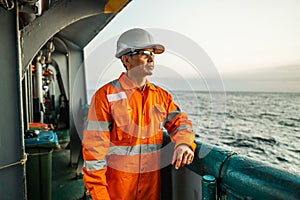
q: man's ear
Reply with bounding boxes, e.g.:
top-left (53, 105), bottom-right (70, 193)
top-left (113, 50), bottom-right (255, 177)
top-left (121, 55), bottom-right (130, 66)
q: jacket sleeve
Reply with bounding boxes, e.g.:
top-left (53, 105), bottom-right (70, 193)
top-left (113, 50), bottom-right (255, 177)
top-left (82, 89), bottom-right (112, 200)
top-left (164, 93), bottom-right (196, 151)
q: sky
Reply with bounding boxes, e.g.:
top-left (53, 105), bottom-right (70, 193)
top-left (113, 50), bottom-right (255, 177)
top-left (84, 0), bottom-right (300, 93)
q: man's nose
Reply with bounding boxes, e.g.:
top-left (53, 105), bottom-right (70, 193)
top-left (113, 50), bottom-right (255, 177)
top-left (147, 55), bottom-right (154, 62)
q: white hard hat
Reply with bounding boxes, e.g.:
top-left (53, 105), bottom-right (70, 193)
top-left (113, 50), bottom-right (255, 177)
top-left (115, 28), bottom-right (165, 58)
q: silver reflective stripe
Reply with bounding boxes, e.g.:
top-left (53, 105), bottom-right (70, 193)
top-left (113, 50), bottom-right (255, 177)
top-left (167, 108), bottom-right (181, 122)
top-left (107, 92), bottom-right (127, 102)
top-left (84, 159), bottom-right (107, 171)
top-left (85, 120), bottom-right (111, 132)
top-left (169, 125), bottom-right (192, 137)
top-left (108, 143), bottom-right (162, 156)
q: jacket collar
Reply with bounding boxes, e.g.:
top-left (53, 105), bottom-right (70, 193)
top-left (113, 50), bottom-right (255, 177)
top-left (118, 72), bottom-right (157, 91)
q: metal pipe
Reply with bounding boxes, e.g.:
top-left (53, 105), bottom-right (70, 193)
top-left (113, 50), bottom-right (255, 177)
top-left (53, 36), bottom-right (70, 100)
top-left (15, 1), bottom-right (26, 198)
top-left (28, 64), bottom-right (33, 122)
top-left (23, 72), bottom-right (29, 130)
top-left (35, 54), bottom-right (44, 122)
top-left (35, 0), bottom-right (42, 15)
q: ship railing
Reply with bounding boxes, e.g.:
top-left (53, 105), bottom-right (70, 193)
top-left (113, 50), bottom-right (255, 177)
top-left (161, 134), bottom-right (300, 200)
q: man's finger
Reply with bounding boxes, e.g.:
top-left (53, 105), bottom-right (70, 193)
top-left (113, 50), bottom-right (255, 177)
top-left (175, 149), bottom-right (184, 169)
top-left (175, 156), bottom-right (183, 169)
top-left (181, 151), bottom-right (189, 165)
top-left (187, 154), bottom-right (194, 164)
top-left (171, 150), bottom-right (177, 165)
top-left (172, 148), bottom-right (184, 169)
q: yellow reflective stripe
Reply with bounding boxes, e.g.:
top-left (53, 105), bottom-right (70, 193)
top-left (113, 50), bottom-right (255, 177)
top-left (108, 143), bottom-right (162, 156)
top-left (84, 159), bottom-right (107, 171)
top-left (85, 120), bottom-right (111, 132)
top-left (169, 125), bottom-right (193, 137)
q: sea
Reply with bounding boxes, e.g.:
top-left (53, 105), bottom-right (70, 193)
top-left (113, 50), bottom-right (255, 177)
top-left (88, 90), bottom-right (300, 176)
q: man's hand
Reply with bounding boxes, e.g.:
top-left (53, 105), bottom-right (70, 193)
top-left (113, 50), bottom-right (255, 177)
top-left (172, 144), bottom-right (194, 170)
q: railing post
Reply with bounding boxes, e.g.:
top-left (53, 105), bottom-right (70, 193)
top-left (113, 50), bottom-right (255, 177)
top-left (202, 175), bottom-right (217, 200)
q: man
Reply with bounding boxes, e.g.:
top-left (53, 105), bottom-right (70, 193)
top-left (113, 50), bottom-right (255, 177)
top-left (82, 28), bottom-right (196, 200)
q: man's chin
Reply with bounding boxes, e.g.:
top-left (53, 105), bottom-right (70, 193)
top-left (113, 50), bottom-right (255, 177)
top-left (145, 71), bottom-right (153, 76)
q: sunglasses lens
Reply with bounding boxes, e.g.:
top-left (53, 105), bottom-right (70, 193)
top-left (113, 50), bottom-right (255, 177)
top-left (140, 50), bottom-right (154, 57)
top-left (127, 50), bottom-right (154, 57)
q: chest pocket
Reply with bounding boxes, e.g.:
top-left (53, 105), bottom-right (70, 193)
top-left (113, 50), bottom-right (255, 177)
top-left (146, 104), bottom-right (167, 140)
top-left (110, 99), bottom-right (132, 141)
top-left (111, 99), bottom-right (130, 126)
top-left (152, 104), bottom-right (167, 124)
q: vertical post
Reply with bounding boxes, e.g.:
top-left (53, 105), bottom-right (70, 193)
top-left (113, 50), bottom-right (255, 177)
top-left (28, 67), bottom-right (33, 122)
top-left (202, 175), bottom-right (217, 200)
top-left (0, 1), bottom-right (25, 199)
top-left (36, 59), bottom-right (44, 122)
top-left (23, 72), bottom-right (29, 130)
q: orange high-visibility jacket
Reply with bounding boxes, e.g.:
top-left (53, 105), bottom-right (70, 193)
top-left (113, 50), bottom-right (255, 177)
top-left (82, 72), bottom-right (196, 200)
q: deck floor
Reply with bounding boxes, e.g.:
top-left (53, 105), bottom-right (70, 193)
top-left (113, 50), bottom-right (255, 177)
top-left (52, 147), bottom-right (85, 200)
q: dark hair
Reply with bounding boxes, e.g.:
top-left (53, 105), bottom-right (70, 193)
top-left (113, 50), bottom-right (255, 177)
top-left (122, 62), bottom-right (128, 70)
top-left (120, 57), bottom-right (128, 70)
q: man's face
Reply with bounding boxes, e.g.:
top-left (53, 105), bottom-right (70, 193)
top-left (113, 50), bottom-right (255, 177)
top-left (125, 49), bottom-right (155, 76)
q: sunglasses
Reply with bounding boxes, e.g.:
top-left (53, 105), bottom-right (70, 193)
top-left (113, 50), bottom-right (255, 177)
top-left (127, 50), bottom-right (155, 58)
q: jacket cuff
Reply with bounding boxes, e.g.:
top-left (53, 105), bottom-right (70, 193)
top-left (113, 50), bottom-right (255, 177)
top-left (175, 141), bottom-right (196, 152)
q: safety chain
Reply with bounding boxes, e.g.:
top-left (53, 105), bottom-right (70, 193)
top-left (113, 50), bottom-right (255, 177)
top-left (0, 153), bottom-right (28, 171)
top-left (0, 0), bottom-right (14, 10)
